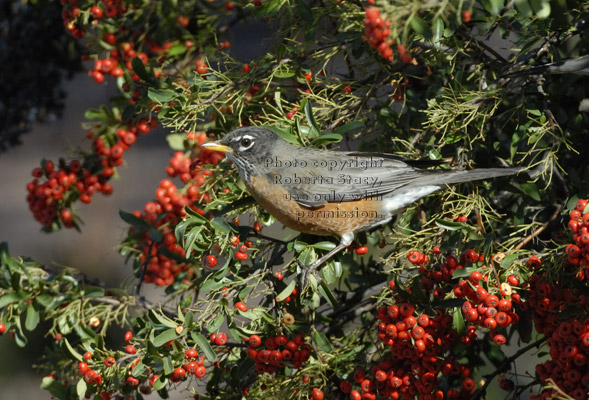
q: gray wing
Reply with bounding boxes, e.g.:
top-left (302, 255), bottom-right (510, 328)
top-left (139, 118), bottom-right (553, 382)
top-left (267, 149), bottom-right (431, 207)
top-left (267, 148), bottom-right (520, 208)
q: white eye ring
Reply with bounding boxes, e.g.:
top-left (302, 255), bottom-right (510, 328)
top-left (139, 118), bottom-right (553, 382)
top-left (237, 135), bottom-right (255, 151)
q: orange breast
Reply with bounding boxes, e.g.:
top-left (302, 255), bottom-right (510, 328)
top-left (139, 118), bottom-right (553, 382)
top-left (247, 176), bottom-right (386, 236)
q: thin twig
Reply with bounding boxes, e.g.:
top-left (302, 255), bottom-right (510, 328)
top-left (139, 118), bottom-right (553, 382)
top-left (514, 205), bottom-right (562, 250)
top-left (471, 336), bottom-right (548, 400)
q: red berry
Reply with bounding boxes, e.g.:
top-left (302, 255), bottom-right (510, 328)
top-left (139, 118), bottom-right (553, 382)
top-left (172, 367), bottom-right (186, 380)
top-left (492, 334), bottom-right (506, 345)
top-left (83, 351), bottom-right (93, 360)
top-left (248, 334), bottom-right (262, 348)
top-left (375, 370), bottom-right (387, 382)
top-left (507, 275), bottom-right (520, 286)
top-left (234, 302), bottom-right (247, 312)
top-left (566, 244), bottom-right (581, 258)
top-left (125, 345), bottom-right (137, 354)
top-left (90, 6), bottom-right (103, 19)
top-left (215, 332), bottom-right (227, 346)
top-left (469, 271), bottom-right (483, 283)
top-left (355, 246), bottom-right (368, 255)
top-left (126, 376), bottom-right (139, 386)
top-left (462, 377), bottom-right (475, 391)
top-left (78, 362), bottom-right (90, 374)
top-left (235, 251), bottom-right (248, 260)
top-left (485, 295), bottom-right (499, 308)
top-left (104, 357), bottom-right (116, 367)
top-left (124, 331), bottom-right (133, 341)
top-left (311, 388), bottom-right (324, 400)
top-left (206, 254), bottom-right (218, 268)
top-left (463, 249), bottom-right (478, 263)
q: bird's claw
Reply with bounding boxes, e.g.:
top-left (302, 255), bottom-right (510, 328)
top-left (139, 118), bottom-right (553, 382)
top-left (297, 259), bottom-right (322, 290)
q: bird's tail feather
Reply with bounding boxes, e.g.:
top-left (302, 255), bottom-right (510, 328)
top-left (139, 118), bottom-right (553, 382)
top-left (417, 167), bottom-right (522, 186)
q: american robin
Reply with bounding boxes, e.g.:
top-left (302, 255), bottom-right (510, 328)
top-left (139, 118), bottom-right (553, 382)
top-left (201, 126), bottom-right (520, 286)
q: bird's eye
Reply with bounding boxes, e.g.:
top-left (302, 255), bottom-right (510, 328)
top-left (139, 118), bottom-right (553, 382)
top-left (240, 138), bottom-right (252, 148)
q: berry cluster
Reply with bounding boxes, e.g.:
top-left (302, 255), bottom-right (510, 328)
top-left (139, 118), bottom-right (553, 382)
top-left (566, 198), bottom-right (589, 275)
top-left (245, 333), bottom-right (312, 373)
top-left (130, 135), bottom-right (224, 286)
top-left (524, 201), bottom-right (589, 400)
top-left (88, 42), bottom-right (147, 84)
top-left (527, 273), bottom-right (589, 400)
top-left (351, 302), bottom-right (474, 400)
top-left (363, 7), bottom-right (393, 61)
top-left (177, 348), bottom-right (207, 381)
top-left (411, 248), bottom-right (520, 347)
top-left (26, 119), bottom-right (155, 229)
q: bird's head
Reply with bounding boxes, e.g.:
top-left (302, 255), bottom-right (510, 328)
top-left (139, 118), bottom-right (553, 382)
top-left (200, 127), bottom-right (285, 182)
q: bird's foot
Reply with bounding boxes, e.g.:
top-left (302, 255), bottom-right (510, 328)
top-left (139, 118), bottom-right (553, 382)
top-left (297, 259), bottom-right (322, 290)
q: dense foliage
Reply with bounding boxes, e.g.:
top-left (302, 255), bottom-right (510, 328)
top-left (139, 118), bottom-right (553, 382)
top-left (2, 0), bottom-right (589, 399)
top-left (0, 0), bottom-right (80, 151)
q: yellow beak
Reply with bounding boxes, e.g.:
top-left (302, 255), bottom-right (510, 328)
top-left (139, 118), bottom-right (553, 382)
top-left (200, 141), bottom-right (234, 153)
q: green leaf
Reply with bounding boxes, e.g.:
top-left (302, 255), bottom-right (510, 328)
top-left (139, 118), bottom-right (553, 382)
top-left (500, 253), bottom-right (519, 269)
top-left (163, 356), bottom-right (173, 375)
top-left (409, 15), bottom-right (431, 38)
top-left (148, 88), bottom-right (176, 103)
top-left (192, 332), bottom-right (217, 362)
top-left (312, 133), bottom-right (342, 146)
top-left (452, 267), bottom-right (474, 278)
top-left (147, 309), bottom-right (178, 329)
top-left (25, 305), bottom-right (40, 331)
top-left (431, 298), bottom-right (467, 309)
top-left (210, 217), bottom-right (232, 234)
top-left (62, 338), bottom-right (84, 362)
top-left (0, 292), bottom-right (22, 308)
top-left (207, 310), bottom-right (225, 332)
top-left (514, 0), bottom-right (533, 16)
top-left (432, 18), bottom-right (444, 49)
top-left (276, 280), bottom-right (296, 302)
top-left (132, 361), bottom-right (146, 377)
top-left (333, 121), bottom-right (365, 135)
top-left (153, 375), bottom-right (167, 391)
top-left (321, 262), bottom-right (335, 284)
top-left (166, 134), bottom-right (186, 151)
top-left (274, 69), bottom-right (295, 78)
top-left (76, 378), bottom-right (87, 399)
top-left (452, 310), bottom-right (465, 334)
top-left (312, 241), bottom-right (336, 251)
top-left (36, 294), bottom-right (53, 309)
top-left (84, 108), bottom-right (110, 122)
top-left (435, 219), bottom-right (464, 231)
top-left (489, 0), bottom-right (505, 15)
top-left (313, 330), bottom-right (333, 353)
top-left (303, 101), bottom-right (320, 137)
top-left (119, 210), bottom-right (149, 229)
top-left (41, 376), bottom-right (67, 400)
top-left (83, 286), bottom-right (105, 298)
top-left (122, 105), bottom-right (137, 122)
top-left (518, 182), bottom-right (541, 201)
top-left (318, 281), bottom-right (339, 309)
top-left (167, 43), bottom-right (187, 56)
top-left (152, 328), bottom-right (181, 347)
top-left (185, 311), bottom-right (194, 328)
top-left (131, 57), bottom-right (152, 81)
top-left (529, 0), bottom-right (551, 18)
top-left (264, 126), bottom-right (299, 144)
